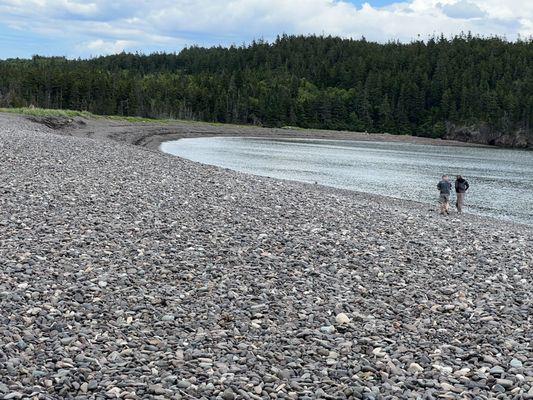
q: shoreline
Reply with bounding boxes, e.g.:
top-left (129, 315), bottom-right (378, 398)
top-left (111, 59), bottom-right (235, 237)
top-left (0, 111), bottom-right (492, 150)
top-left (5, 111), bottom-right (529, 229)
top-left (1, 113), bottom-right (532, 398)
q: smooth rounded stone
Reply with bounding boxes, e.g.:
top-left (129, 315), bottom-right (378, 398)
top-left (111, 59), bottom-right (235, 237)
top-left (509, 359), bottom-right (523, 369)
top-left (490, 366), bottom-right (505, 375)
top-left (177, 380), bottom-right (191, 389)
top-left (492, 384), bottom-right (506, 393)
top-left (440, 382), bottom-right (456, 392)
top-left (454, 368), bottom-right (471, 377)
top-left (222, 388), bottom-right (235, 400)
top-left (433, 365), bottom-right (453, 374)
top-left (408, 363), bottom-right (424, 374)
top-left (496, 379), bottom-right (514, 388)
top-left (335, 313), bottom-right (350, 325)
top-left (149, 384), bottom-right (170, 395)
top-left (320, 326), bottom-right (336, 334)
top-left (3, 393), bottom-right (24, 400)
top-left (32, 370), bottom-right (47, 378)
top-left (1, 115), bottom-right (532, 399)
top-left (106, 388), bottom-right (122, 398)
top-left (372, 348), bottom-right (386, 358)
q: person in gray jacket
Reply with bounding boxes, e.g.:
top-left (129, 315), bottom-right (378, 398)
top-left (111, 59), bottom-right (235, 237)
top-left (437, 175), bottom-right (452, 215)
top-left (455, 175), bottom-right (470, 213)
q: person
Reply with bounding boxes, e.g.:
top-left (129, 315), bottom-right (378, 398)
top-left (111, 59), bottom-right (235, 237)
top-left (455, 175), bottom-right (470, 213)
top-left (437, 175), bottom-right (452, 215)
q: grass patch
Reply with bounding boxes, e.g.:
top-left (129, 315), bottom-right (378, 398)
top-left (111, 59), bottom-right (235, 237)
top-left (0, 107), bottom-right (191, 125)
top-left (1, 107), bottom-right (279, 129)
top-left (0, 107), bottom-right (95, 118)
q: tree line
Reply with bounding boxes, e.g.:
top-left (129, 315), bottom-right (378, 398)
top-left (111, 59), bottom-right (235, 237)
top-left (0, 34), bottom-right (531, 138)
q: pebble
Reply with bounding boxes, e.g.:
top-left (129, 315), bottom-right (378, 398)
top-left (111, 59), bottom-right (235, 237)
top-left (0, 113), bottom-right (531, 399)
top-left (490, 366), bottom-right (505, 375)
top-left (409, 363), bottom-right (424, 374)
top-left (320, 325), bottom-right (336, 334)
top-left (335, 313), bottom-right (350, 324)
top-left (177, 380), bottom-right (191, 389)
top-left (222, 388), bottom-right (235, 400)
top-left (496, 379), bottom-right (514, 388)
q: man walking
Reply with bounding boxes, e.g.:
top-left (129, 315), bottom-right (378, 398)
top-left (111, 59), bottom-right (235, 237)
top-left (437, 175), bottom-right (452, 215)
top-left (455, 175), bottom-right (470, 213)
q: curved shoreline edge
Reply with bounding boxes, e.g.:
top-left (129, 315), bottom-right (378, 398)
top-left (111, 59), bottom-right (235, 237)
top-left (7, 111), bottom-right (531, 229)
top-left (11, 112), bottom-right (490, 149)
top-left (0, 112), bottom-right (532, 399)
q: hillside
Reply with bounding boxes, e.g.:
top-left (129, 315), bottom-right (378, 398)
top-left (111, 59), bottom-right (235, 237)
top-left (0, 35), bottom-right (532, 146)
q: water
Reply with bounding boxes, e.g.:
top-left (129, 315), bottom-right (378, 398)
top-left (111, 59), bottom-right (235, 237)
top-left (161, 137), bottom-right (533, 225)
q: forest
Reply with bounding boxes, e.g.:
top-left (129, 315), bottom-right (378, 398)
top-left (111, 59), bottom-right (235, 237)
top-left (0, 34), bottom-right (531, 138)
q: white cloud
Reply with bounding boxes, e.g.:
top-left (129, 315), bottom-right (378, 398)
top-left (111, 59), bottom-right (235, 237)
top-left (438, 0), bottom-right (486, 19)
top-left (0, 0), bottom-right (531, 57)
top-left (83, 39), bottom-right (136, 55)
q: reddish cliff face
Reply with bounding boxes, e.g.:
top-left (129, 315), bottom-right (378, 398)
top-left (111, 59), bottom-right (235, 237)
top-left (444, 123), bottom-right (532, 149)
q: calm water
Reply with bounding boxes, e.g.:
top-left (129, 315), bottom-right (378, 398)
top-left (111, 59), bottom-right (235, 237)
top-left (161, 137), bottom-right (533, 225)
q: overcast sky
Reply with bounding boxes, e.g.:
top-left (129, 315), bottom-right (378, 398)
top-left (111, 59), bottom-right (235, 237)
top-left (0, 0), bottom-right (531, 59)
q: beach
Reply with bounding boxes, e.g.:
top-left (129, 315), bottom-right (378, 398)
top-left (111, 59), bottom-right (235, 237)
top-left (0, 113), bottom-right (531, 399)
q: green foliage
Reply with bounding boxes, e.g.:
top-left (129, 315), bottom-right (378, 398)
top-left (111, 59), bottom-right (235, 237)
top-left (0, 34), bottom-right (531, 138)
top-left (0, 107), bottom-right (95, 118)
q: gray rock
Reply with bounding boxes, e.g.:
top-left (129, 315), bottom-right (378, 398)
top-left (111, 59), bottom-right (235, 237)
top-left (489, 366), bottom-right (505, 375)
top-left (177, 380), bottom-right (191, 389)
top-left (222, 388), bottom-right (235, 400)
top-left (496, 379), bottom-right (514, 388)
top-left (0, 113), bottom-right (531, 400)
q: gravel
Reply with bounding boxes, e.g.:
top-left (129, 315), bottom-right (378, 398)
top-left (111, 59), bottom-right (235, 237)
top-left (0, 113), bottom-right (532, 399)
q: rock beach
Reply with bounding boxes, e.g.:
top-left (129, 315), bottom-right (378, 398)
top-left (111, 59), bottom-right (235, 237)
top-left (0, 113), bottom-right (531, 398)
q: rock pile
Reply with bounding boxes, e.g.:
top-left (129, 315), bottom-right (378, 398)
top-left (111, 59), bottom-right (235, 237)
top-left (0, 115), bottom-right (531, 399)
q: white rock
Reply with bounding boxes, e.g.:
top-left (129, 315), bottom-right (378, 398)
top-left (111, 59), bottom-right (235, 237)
top-left (372, 347), bottom-right (386, 357)
top-left (454, 368), bottom-right (471, 377)
top-left (408, 363), bottom-right (424, 373)
top-left (433, 364), bottom-right (453, 374)
top-left (335, 313), bottom-right (350, 324)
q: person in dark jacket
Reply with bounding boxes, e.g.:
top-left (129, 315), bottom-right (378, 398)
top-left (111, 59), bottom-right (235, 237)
top-left (437, 175), bottom-right (452, 215)
top-left (455, 175), bottom-right (470, 213)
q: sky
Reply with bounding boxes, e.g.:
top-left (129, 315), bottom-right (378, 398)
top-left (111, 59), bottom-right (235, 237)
top-left (0, 0), bottom-right (531, 59)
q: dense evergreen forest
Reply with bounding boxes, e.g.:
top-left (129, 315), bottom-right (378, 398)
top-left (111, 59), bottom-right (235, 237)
top-left (0, 35), bottom-right (532, 138)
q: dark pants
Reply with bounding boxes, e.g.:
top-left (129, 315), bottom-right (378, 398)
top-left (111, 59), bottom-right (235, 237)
top-left (456, 192), bottom-right (465, 213)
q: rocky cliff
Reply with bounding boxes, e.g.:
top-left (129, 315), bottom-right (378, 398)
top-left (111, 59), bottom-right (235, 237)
top-left (445, 123), bottom-right (532, 149)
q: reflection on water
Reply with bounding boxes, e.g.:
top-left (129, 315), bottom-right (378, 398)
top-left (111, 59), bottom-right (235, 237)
top-left (161, 137), bottom-right (533, 225)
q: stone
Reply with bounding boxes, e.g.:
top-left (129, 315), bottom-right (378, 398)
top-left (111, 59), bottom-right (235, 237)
top-left (489, 366), bottom-right (505, 375)
top-left (492, 384), bottom-right (506, 393)
top-left (320, 325), bottom-right (336, 334)
top-left (496, 379), bottom-right (514, 388)
top-left (408, 363), bottom-right (424, 374)
top-left (372, 347), bottom-right (386, 357)
top-left (0, 114), bottom-right (531, 400)
top-left (222, 388), bottom-right (235, 400)
top-left (335, 313), bottom-right (350, 324)
top-left (177, 380), bottom-right (191, 389)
